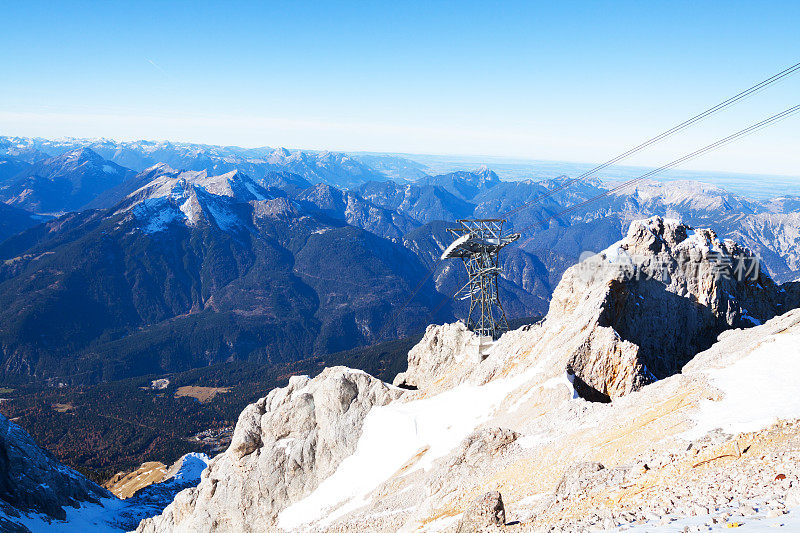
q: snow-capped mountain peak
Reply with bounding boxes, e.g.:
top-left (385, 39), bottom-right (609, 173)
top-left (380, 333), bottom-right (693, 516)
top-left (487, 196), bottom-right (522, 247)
top-left (615, 179), bottom-right (759, 214)
top-left (127, 168), bottom-right (269, 204)
top-left (119, 168), bottom-right (278, 233)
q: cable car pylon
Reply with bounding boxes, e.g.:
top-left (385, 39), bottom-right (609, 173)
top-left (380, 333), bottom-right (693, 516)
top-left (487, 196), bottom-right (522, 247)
top-left (441, 219), bottom-right (520, 342)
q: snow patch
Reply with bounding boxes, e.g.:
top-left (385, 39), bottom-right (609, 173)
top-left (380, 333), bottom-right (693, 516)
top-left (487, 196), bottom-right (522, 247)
top-left (516, 432), bottom-right (555, 449)
top-left (168, 452), bottom-right (209, 482)
top-left (541, 371), bottom-right (579, 399)
top-left (179, 197), bottom-right (201, 225)
top-left (244, 181), bottom-right (266, 201)
top-left (203, 199), bottom-right (240, 231)
top-left (132, 200), bottom-right (180, 234)
top-left (15, 497), bottom-right (128, 532)
top-left (278, 365), bottom-right (544, 530)
top-left (626, 508), bottom-right (800, 532)
top-left (275, 438), bottom-right (295, 457)
top-left (683, 333), bottom-right (800, 440)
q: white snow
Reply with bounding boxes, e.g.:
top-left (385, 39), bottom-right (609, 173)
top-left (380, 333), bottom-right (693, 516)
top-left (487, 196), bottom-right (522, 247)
top-left (605, 245), bottom-right (633, 265)
top-left (102, 164), bottom-right (117, 174)
top-left (14, 497), bottom-right (128, 532)
top-left (204, 200), bottom-right (240, 231)
top-left (179, 197), bottom-right (200, 225)
top-left (168, 452), bottom-right (209, 482)
top-left (541, 371), bottom-right (579, 399)
top-left (278, 366), bottom-right (544, 530)
top-left (8, 450), bottom-right (210, 532)
top-left (275, 438), bottom-right (295, 457)
top-left (682, 333), bottom-right (800, 440)
top-left (244, 180), bottom-right (266, 201)
top-left (516, 432), bottom-right (555, 449)
top-left (440, 233), bottom-right (470, 260)
top-left (675, 229), bottom-right (723, 254)
top-left (136, 203), bottom-right (180, 233)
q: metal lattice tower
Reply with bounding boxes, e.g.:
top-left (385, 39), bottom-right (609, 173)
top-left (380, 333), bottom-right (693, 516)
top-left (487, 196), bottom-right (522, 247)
top-left (441, 219), bottom-right (520, 340)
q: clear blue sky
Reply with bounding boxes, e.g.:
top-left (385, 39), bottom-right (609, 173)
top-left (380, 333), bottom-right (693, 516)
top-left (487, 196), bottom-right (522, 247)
top-left (1, 1), bottom-right (798, 176)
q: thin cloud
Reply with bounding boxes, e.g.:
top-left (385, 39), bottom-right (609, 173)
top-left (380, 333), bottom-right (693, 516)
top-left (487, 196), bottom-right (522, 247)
top-left (146, 58), bottom-right (170, 79)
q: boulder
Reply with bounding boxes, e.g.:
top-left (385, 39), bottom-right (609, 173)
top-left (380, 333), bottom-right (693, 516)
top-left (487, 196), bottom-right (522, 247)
top-left (448, 428), bottom-right (520, 468)
top-left (455, 491), bottom-right (506, 533)
top-left (393, 321), bottom-right (478, 392)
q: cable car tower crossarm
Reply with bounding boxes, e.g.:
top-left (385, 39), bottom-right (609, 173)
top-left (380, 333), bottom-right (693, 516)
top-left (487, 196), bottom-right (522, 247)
top-left (441, 219), bottom-right (520, 340)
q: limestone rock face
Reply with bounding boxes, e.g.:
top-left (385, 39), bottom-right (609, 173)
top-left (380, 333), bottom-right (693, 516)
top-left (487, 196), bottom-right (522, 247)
top-left (0, 413), bottom-right (109, 521)
top-left (455, 491), bottom-right (506, 533)
top-left (136, 367), bottom-right (402, 533)
top-left (392, 321), bottom-right (478, 392)
top-left (548, 216), bottom-right (797, 399)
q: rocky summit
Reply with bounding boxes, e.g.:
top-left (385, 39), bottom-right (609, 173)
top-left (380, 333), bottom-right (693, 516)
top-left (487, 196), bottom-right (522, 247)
top-left (547, 216), bottom-right (798, 399)
top-left (130, 217), bottom-right (800, 532)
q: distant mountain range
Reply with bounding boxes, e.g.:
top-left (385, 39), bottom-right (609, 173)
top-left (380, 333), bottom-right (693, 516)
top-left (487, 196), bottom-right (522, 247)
top-left (0, 165), bottom-right (447, 384)
top-left (0, 136), bottom-right (422, 190)
top-left (0, 135), bottom-right (797, 385)
top-left (0, 147), bottom-right (134, 213)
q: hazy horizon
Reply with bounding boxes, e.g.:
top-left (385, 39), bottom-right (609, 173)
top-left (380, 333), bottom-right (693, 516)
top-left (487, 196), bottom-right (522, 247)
top-left (3, 1), bottom-right (799, 177)
top-left (4, 131), bottom-right (798, 199)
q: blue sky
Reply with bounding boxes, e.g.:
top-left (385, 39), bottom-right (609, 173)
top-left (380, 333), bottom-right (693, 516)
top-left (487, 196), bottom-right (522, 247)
top-left (1, 1), bottom-right (798, 176)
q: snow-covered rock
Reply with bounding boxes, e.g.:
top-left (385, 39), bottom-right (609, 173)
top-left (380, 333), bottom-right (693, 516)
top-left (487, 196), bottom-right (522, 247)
top-left (0, 406), bottom-right (210, 532)
top-left (329, 309), bottom-right (800, 533)
top-left (114, 167), bottom-right (279, 234)
top-left (398, 217), bottom-right (797, 401)
top-left (2, 450), bottom-right (210, 533)
top-left (0, 412), bottom-right (110, 529)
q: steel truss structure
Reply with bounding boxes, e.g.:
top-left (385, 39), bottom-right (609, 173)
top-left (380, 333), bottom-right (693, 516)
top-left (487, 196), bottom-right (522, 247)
top-left (441, 219), bottom-right (520, 339)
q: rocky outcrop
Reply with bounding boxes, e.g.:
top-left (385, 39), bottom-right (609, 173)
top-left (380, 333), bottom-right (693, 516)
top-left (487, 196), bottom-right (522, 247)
top-left (392, 321), bottom-right (478, 392)
top-left (365, 308), bottom-right (800, 532)
top-left (446, 428), bottom-right (521, 470)
top-left (0, 413), bottom-right (109, 522)
top-left (455, 491), bottom-right (506, 533)
top-left (548, 216), bottom-right (798, 399)
top-left (136, 367), bottom-right (403, 532)
top-left (552, 462), bottom-right (630, 505)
